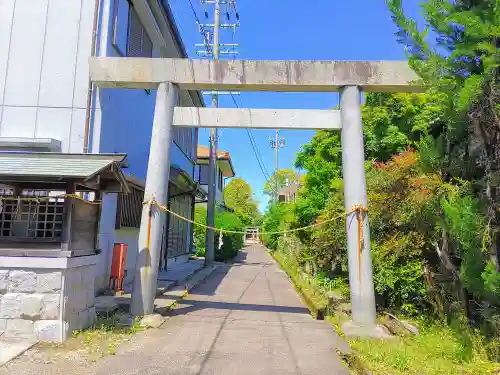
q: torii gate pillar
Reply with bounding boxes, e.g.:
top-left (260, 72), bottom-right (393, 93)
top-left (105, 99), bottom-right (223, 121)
top-left (340, 86), bottom-right (386, 337)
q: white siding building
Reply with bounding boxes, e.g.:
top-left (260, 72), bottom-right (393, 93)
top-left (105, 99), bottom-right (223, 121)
top-left (0, 0), bottom-right (204, 292)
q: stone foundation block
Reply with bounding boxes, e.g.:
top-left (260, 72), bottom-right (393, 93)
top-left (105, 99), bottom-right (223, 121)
top-left (20, 294), bottom-right (44, 319)
top-left (4, 319), bottom-right (36, 340)
top-left (0, 293), bottom-right (22, 318)
top-left (34, 320), bottom-right (68, 342)
top-left (0, 256), bottom-right (97, 343)
top-left (65, 290), bottom-right (88, 315)
top-left (8, 271), bottom-right (37, 293)
top-left (41, 294), bottom-right (60, 320)
top-left (67, 313), bottom-right (82, 331)
top-left (78, 307), bottom-right (96, 329)
top-left (37, 271), bottom-right (62, 293)
top-left (82, 266), bottom-right (95, 287)
top-left (0, 270), bottom-right (8, 293)
top-left (86, 286), bottom-right (95, 309)
top-left (0, 318), bottom-right (6, 335)
top-left (0, 293), bottom-right (60, 320)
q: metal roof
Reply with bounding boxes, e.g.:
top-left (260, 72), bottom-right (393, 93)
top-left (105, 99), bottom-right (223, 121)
top-left (0, 152), bottom-right (126, 178)
top-left (0, 152), bottom-right (130, 193)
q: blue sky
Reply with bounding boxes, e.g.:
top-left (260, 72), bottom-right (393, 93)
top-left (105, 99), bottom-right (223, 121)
top-left (168, 0), bottom-right (422, 211)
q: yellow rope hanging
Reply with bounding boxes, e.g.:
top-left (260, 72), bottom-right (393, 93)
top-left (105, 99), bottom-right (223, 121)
top-left (0, 193), bottom-right (101, 205)
top-left (143, 199), bottom-right (368, 239)
top-left (0, 195), bottom-right (368, 254)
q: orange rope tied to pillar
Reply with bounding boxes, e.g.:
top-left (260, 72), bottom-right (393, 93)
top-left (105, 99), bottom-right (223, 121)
top-left (351, 204), bottom-right (368, 284)
top-left (145, 200), bottom-right (154, 277)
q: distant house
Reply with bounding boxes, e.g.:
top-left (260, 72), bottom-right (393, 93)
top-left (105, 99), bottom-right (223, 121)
top-left (278, 181), bottom-right (302, 203)
top-left (196, 145), bottom-right (235, 211)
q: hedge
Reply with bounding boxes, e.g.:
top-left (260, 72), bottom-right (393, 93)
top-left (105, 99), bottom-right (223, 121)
top-left (193, 206), bottom-right (244, 261)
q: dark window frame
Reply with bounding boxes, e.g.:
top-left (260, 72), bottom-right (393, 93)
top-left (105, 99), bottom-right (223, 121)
top-left (112, 0), bottom-right (153, 58)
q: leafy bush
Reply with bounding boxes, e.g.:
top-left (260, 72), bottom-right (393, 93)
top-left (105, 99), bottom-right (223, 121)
top-left (215, 211), bottom-right (244, 261)
top-left (261, 202), bottom-right (295, 250)
top-left (193, 206), bottom-right (244, 261)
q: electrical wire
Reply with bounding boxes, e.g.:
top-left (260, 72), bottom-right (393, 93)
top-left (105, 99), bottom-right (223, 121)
top-left (187, 0), bottom-right (213, 56)
top-left (227, 93), bottom-right (270, 181)
top-left (187, 0), bottom-right (271, 182)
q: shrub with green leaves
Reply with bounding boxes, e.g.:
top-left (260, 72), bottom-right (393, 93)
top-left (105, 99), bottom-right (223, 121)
top-left (193, 206), bottom-right (244, 261)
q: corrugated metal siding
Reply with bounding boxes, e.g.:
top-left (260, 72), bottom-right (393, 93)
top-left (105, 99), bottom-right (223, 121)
top-left (0, 155), bottom-right (117, 177)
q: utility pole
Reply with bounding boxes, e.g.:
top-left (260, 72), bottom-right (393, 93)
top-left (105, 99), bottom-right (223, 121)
top-left (269, 130), bottom-right (285, 202)
top-left (205, 0), bottom-right (220, 263)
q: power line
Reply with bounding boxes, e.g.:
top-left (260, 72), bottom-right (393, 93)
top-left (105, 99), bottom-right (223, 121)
top-left (187, 0), bottom-right (213, 53)
top-left (186, 0), bottom-right (269, 182)
top-left (226, 93), bottom-right (270, 180)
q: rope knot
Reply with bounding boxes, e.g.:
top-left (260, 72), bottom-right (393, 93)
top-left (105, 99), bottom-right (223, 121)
top-left (351, 204), bottom-right (368, 215)
top-left (350, 204), bottom-right (368, 284)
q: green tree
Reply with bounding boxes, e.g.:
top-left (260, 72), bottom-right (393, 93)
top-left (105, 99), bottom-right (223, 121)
top-left (263, 169), bottom-right (299, 198)
top-left (387, 0), bottom-right (500, 314)
top-left (223, 178), bottom-right (260, 225)
top-left (294, 93), bottom-right (437, 228)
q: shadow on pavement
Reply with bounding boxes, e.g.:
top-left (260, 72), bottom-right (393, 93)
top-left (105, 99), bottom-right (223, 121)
top-left (161, 247), bottom-right (311, 317)
top-left (167, 299), bottom-right (310, 317)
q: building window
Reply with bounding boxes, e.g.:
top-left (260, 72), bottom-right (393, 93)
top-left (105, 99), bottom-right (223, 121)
top-left (199, 165), bottom-right (209, 185)
top-left (112, 0), bottom-right (153, 58)
top-left (218, 169), bottom-right (223, 190)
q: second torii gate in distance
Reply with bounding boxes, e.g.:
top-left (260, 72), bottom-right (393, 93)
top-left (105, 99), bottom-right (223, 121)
top-left (90, 57), bottom-right (423, 337)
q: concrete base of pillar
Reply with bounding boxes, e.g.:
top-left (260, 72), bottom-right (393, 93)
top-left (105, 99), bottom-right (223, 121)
top-left (341, 320), bottom-right (393, 339)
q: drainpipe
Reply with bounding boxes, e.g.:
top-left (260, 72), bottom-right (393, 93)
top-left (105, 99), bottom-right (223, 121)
top-left (83, 0), bottom-right (101, 154)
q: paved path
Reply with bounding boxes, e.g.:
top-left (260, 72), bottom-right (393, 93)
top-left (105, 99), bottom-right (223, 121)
top-left (1, 245), bottom-right (349, 375)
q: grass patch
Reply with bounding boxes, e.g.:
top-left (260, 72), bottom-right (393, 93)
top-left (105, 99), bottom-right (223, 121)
top-left (271, 250), bottom-right (329, 316)
top-left (38, 314), bottom-right (144, 362)
top-left (348, 320), bottom-right (500, 375)
top-left (271, 248), bottom-right (500, 375)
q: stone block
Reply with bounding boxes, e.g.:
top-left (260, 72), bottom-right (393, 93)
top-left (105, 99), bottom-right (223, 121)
top-left (4, 319), bottom-right (36, 340)
top-left (34, 320), bottom-right (68, 342)
top-left (0, 270), bottom-right (8, 293)
top-left (86, 285), bottom-right (95, 309)
top-left (0, 318), bottom-right (6, 335)
top-left (67, 268), bottom-right (83, 292)
top-left (81, 265), bottom-right (96, 287)
top-left (75, 290), bottom-right (88, 313)
top-left (20, 293), bottom-right (43, 320)
top-left (0, 293), bottom-right (22, 319)
top-left (88, 307), bottom-right (97, 325)
top-left (41, 294), bottom-right (60, 320)
top-left (78, 308), bottom-right (95, 329)
top-left (8, 270), bottom-right (37, 293)
top-left (37, 271), bottom-right (62, 293)
top-left (139, 314), bottom-right (165, 329)
top-left (67, 313), bottom-right (82, 332)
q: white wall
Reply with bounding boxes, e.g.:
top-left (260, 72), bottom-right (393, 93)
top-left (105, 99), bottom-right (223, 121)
top-left (0, 0), bottom-right (95, 152)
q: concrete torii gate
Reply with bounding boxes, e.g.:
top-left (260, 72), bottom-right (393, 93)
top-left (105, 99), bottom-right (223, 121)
top-left (90, 57), bottom-right (423, 336)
